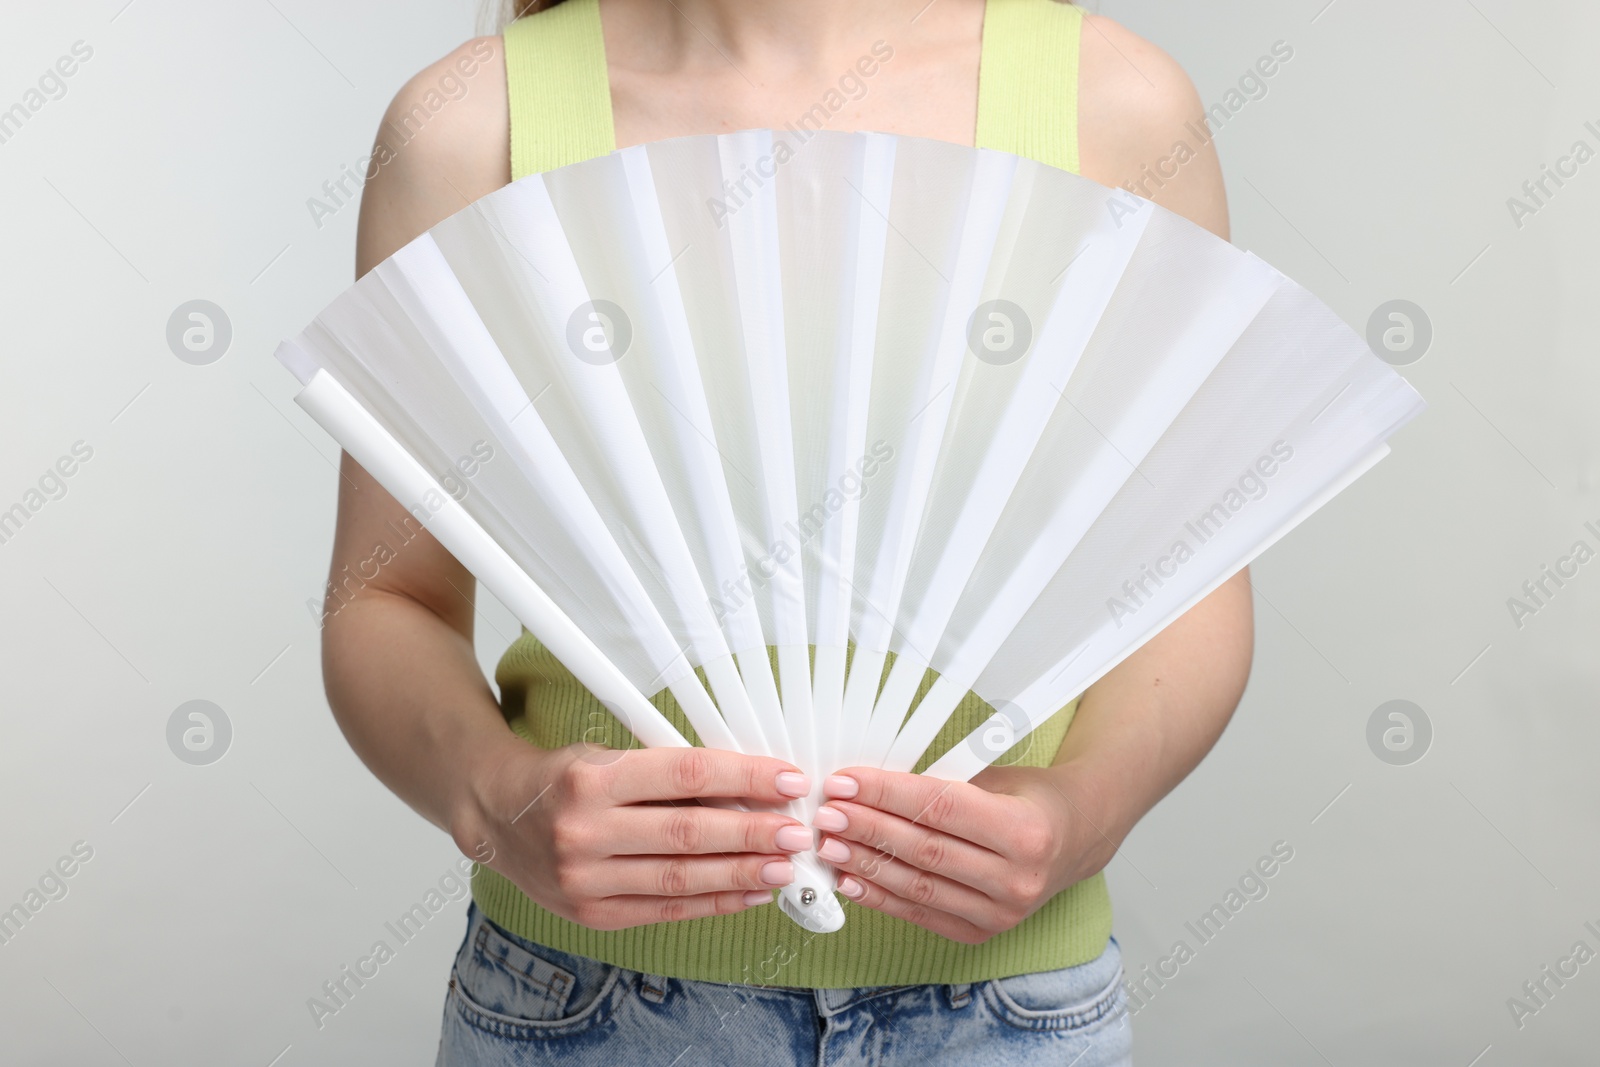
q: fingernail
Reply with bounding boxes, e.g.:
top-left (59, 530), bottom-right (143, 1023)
top-left (776, 772), bottom-right (810, 797)
top-left (775, 825), bottom-right (813, 852)
top-left (760, 860), bottom-right (795, 885)
top-left (743, 889), bottom-right (772, 907)
top-left (823, 775), bottom-right (859, 799)
top-left (817, 837), bottom-right (850, 863)
top-left (812, 806), bottom-right (848, 832)
top-left (838, 876), bottom-right (864, 899)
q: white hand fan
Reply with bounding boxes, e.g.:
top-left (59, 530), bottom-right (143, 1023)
top-left (276, 129), bottom-right (1424, 933)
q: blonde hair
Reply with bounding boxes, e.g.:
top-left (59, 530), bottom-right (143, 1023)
top-left (493, 0), bottom-right (1076, 31)
top-left (504, 0), bottom-right (556, 23)
top-left (478, 0), bottom-right (548, 33)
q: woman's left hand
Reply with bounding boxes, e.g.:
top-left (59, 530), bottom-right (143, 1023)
top-left (812, 764), bottom-right (1113, 944)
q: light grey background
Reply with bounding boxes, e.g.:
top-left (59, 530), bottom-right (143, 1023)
top-left (1, 1), bottom-right (1594, 1063)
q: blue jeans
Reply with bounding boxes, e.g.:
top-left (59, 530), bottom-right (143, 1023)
top-left (436, 903), bottom-right (1132, 1065)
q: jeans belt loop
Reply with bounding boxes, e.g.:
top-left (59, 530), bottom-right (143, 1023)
top-left (638, 973), bottom-right (671, 1004)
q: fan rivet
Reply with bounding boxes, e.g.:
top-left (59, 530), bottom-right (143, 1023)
top-left (799, 887), bottom-right (817, 907)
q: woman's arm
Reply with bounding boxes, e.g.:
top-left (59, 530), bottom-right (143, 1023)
top-left (812, 17), bottom-right (1256, 942)
top-left (321, 40), bottom-right (813, 929)
top-left (323, 39), bottom-right (515, 843)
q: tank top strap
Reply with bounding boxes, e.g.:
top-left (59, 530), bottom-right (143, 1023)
top-left (975, 0), bottom-right (1084, 174)
top-left (504, 0), bottom-right (616, 181)
top-left (506, 0), bottom-right (1081, 180)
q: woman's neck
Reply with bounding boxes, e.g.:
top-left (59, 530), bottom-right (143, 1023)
top-left (610, 0), bottom-right (946, 76)
top-left (603, 0), bottom-right (986, 149)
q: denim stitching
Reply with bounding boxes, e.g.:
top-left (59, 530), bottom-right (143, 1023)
top-left (449, 963), bottom-right (626, 1040)
top-left (980, 965), bottom-right (1127, 1033)
top-left (472, 922), bottom-right (575, 1000)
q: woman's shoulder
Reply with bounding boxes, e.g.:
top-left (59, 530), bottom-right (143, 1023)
top-left (1076, 12), bottom-right (1228, 238)
top-left (356, 36), bottom-right (511, 274)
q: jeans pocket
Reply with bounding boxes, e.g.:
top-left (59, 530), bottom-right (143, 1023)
top-left (981, 937), bottom-right (1128, 1034)
top-left (449, 910), bottom-right (626, 1039)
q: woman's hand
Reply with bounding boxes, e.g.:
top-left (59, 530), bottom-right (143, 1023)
top-left (811, 763), bottom-right (1112, 944)
top-left (455, 737), bottom-right (815, 930)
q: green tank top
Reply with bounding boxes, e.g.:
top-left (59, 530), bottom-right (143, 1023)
top-left (472, 0), bottom-right (1112, 987)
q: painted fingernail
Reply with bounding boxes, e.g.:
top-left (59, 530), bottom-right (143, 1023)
top-left (838, 876), bottom-right (864, 899)
top-left (760, 860), bottom-right (795, 885)
top-left (776, 772), bottom-right (810, 797)
top-left (743, 890), bottom-right (773, 907)
top-left (818, 837), bottom-right (850, 863)
top-left (823, 775), bottom-right (859, 799)
top-left (812, 806), bottom-right (848, 832)
top-left (775, 825), bottom-right (813, 852)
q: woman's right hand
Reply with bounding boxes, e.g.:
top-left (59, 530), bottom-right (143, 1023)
top-left (453, 737), bottom-right (815, 930)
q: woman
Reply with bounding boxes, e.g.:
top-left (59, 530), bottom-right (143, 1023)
top-left (325, 0), bottom-right (1251, 1062)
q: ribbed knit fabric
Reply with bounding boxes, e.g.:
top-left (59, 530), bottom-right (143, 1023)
top-left (482, 0), bottom-right (1109, 987)
top-left (476, 640), bottom-right (1108, 985)
top-left (503, 0), bottom-right (615, 178)
top-left (976, 0), bottom-right (1083, 174)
